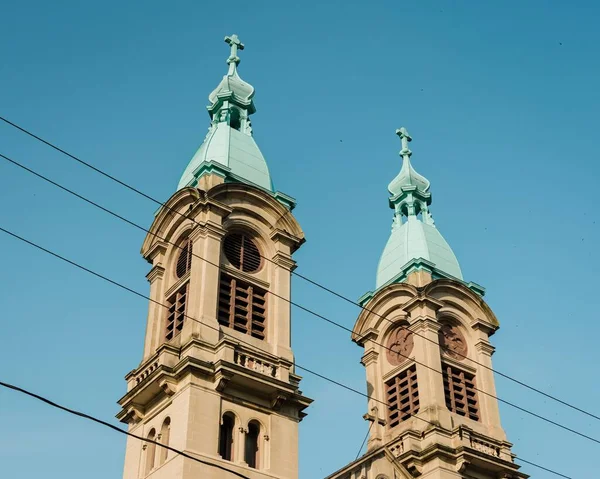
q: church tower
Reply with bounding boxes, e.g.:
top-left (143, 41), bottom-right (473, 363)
top-left (117, 35), bottom-right (311, 479)
top-left (326, 129), bottom-right (528, 479)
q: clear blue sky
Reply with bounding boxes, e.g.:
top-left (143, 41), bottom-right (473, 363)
top-left (1, 1), bottom-right (599, 478)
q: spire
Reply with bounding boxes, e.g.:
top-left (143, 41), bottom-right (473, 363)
top-left (375, 128), bottom-right (462, 288)
top-left (177, 34), bottom-right (277, 194)
top-left (225, 34), bottom-right (244, 73)
top-left (387, 127), bottom-right (431, 218)
top-left (207, 33), bottom-right (256, 121)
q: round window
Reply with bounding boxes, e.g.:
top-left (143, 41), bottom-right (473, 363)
top-left (223, 233), bottom-right (261, 273)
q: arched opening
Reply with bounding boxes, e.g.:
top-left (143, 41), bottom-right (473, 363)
top-left (145, 428), bottom-right (157, 475)
top-left (244, 421), bottom-right (260, 469)
top-left (159, 417), bottom-right (171, 465)
top-left (228, 108), bottom-right (241, 131)
top-left (218, 413), bottom-right (235, 461)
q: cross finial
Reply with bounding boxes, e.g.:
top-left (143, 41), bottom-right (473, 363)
top-left (396, 127), bottom-right (412, 157)
top-left (224, 34), bottom-right (244, 67)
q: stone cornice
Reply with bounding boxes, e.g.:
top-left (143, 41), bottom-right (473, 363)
top-left (402, 294), bottom-right (445, 315)
top-left (191, 221), bottom-right (227, 242)
top-left (353, 327), bottom-right (379, 346)
top-left (361, 349), bottom-right (379, 367)
top-left (474, 340), bottom-right (495, 356)
top-left (146, 265), bottom-right (165, 283)
top-left (471, 317), bottom-right (499, 335)
top-left (144, 241), bottom-right (168, 264)
top-left (410, 317), bottom-right (442, 334)
top-left (269, 228), bottom-right (304, 250)
top-left (270, 251), bottom-right (297, 271)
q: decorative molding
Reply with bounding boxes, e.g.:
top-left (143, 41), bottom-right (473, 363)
top-left (354, 328), bottom-right (379, 346)
top-left (214, 371), bottom-right (233, 392)
top-left (409, 317), bottom-right (441, 334)
top-left (145, 241), bottom-right (168, 264)
top-left (146, 265), bottom-right (166, 283)
top-left (192, 222), bottom-right (228, 241)
top-left (474, 340), bottom-right (495, 356)
top-left (270, 393), bottom-right (289, 410)
top-left (269, 228), bottom-right (303, 249)
top-left (270, 251), bottom-right (297, 270)
top-left (124, 404), bottom-right (145, 424)
top-left (361, 349), bottom-right (379, 367)
top-left (158, 378), bottom-right (177, 396)
top-left (471, 317), bottom-right (498, 335)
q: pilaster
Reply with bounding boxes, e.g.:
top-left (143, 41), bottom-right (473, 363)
top-left (144, 265), bottom-right (166, 360)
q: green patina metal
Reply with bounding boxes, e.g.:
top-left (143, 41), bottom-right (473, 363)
top-left (178, 34), bottom-right (276, 195)
top-left (375, 128), bottom-right (463, 289)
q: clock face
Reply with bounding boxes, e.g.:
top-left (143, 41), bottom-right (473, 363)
top-left (438, 324), bottom-right (468, 360)
top-left (386, 326), bottom-right (414, 366)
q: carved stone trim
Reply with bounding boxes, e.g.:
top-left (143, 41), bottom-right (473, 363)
top-left (360, 349), bottom-right (379, 367)
top-left (146, 265), bottom-right (166, 283)
top-left (270, 251), bottom-right (297, 270)
top-left (124, 404), bottom-right (145, 424)
top-left (214, 371), bottom-right (233, 392)
top-left (159, 378), bottom-right (177, 396)
top-left (474, 340), bottom-right (495, 356)
top-left (270, 393), bottom-right (289, 410)
top-left (145, 241), bottom-right (168, 264)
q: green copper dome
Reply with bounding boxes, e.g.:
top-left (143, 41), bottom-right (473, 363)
top-left (376, 128), bottom-right (462, 288)
top-left (177, 34), bottom-right (274, 192)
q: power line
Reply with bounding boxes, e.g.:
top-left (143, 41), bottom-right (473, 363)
top-left (355, 420), bottom-right (374, 461)
top-left (0, 380), bottom-right (251, 478)
top-left (1, 151), bottom-right (598, 447)
top-left (1, 115), bottom-right (597, 424)
top-left (0, 225), bottom-right (574, 479)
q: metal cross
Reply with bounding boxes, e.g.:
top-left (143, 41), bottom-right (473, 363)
top-left (396, 127), bottom-right (412, 151)
top-left (225, 34), bottom-right (244, 65)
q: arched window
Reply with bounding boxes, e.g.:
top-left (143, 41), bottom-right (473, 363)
top-left (175, 239), bottom-right (192, 278)
top-left (219, 413), bottom-right (235, 461)
top-left (145, 428), bottom-right (157, 475)
top-left (158, 417), bottom-right (171, 465)
top-left (244, 421), bottom-right (260, 469)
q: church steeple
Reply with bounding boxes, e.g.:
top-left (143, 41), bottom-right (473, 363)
top-left (118, 35), bottom-right (310, 479)
top-left (376, 128), bottom-right (462, 288)
top-left (326, 126), bottom-right (527, 479)
top-left (178, 34), bottom-right (275, 193)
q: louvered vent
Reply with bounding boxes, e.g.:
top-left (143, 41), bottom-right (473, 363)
top-left (386, 364), bottom-right (419, 428)
top-left (442, 363), bottom-right (479, 421)
top-left (165, 284), bottom-right (187, 340)
top-left (218, 273), bottom-right (266, 340)
top-left (175, 240), bottom-right (192, 278)
top-left (223, 233), bottom-right (261, 273)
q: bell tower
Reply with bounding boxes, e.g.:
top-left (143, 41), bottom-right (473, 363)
top-left (117, 35), bottom-right (311, 479)
top-left (326, 129), bottom-right (527, 479)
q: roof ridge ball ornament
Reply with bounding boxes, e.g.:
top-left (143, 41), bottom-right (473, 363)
top-left (225, 34), bottom-right (244, 73)
top-left (396, 127), bottom-right (412, 158)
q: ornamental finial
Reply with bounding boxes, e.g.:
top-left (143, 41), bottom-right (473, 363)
top-left (224, 34), bottom-right (244, 72)
top-left (396, 127), bottom-right (412, 158)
